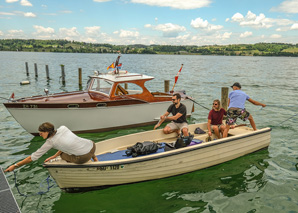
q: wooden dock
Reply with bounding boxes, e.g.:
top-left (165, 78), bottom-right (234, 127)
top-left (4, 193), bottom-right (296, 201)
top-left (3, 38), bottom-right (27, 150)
top-left (0, 168), bottom-right (21, 213)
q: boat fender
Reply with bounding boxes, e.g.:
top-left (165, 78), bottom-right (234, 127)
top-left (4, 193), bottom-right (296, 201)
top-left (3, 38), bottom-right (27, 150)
top-left (20, 80), bottom-right (30, 85)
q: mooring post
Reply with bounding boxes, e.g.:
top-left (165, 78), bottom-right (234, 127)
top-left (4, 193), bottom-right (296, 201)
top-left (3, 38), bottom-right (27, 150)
top-left (164, 80), bottom-right (170, 93)
top-left (125, 83), bottom-right (128, 89)
top-left (34, 63), bottom-right (38, 78)
top-left (78, 68), bottom-right (82, 90)
top-left (25, 62), bottom-right (29, 76)
top-left (60, 64), bottom-right (65, 85)
top-left (45, 65), bottom-right (50, 80)
top-left (221, 87), bottom-right (229, 111)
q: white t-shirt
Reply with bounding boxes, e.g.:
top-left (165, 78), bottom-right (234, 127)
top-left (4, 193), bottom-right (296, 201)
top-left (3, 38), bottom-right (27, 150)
top-left (31, 126), bottom-right (93, 161)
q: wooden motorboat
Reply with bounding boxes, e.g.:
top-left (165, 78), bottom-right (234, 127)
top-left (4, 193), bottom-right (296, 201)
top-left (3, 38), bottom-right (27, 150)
top-left (43, 123), bottom-right (271, 191)
top-left (3, 58), bottom-right (194, 136)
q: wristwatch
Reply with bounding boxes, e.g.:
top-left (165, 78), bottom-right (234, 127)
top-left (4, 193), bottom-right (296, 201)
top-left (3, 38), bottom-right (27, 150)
top-left (14, 163), bottom-right (19, 167)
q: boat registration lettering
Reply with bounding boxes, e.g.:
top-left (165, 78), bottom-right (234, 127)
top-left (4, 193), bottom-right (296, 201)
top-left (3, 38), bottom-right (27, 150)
top-left (97, 165), bottom-right (123, 171)
top-left (23, 104), bottom-right (38, 108)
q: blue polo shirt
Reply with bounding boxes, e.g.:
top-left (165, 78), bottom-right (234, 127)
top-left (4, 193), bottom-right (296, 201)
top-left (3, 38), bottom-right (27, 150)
top-left (228, 90), bottom-right (250, 109)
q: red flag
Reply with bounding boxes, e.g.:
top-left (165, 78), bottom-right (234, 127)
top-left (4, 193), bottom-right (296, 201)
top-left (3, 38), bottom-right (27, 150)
top-left (174, 64), bottom-right (183, 83)
top-left (10, 92), bottom-right (15, 99)
top-left (175, 76), bottom-right (178, 83)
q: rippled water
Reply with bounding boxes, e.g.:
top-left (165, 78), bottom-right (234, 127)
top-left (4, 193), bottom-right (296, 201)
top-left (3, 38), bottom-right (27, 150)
top-left (1, 52), bottom-right (298, 212)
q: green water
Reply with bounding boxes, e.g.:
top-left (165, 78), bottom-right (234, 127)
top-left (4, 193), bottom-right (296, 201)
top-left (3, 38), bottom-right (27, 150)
top-left (1, 52), bottom-right (297, 212)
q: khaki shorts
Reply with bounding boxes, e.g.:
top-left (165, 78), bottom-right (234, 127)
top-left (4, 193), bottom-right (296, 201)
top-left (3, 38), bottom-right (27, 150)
top-left (166, 121), bottom-right (188, 131)
top-left (61, 141), bottom-right (96, 164)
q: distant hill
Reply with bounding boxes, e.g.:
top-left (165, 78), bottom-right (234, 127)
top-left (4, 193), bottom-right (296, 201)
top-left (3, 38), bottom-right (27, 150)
top-left (0, 39), bottom-right (298, 57)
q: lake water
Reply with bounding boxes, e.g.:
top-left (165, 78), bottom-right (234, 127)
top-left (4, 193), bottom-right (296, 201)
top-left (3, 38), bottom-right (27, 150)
top-left (0, 52), bottom-right (297, 213)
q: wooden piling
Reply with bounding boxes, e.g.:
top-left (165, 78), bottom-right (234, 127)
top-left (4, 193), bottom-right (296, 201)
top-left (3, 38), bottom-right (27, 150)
top-left (34, 63), bottom-right (38, 78)
top-left (78, 68), bottom-right (82, 90)
top-left (45, 65), bottom-right (50, 80)
top-left (60, 64), bottom-right (65, 85)
top-left (25, 62), bottom-right (29, 76)
top-left (164, 80), bottom-right (170, 93)
top-left (221, 87), bottom-right (229, 111)
top-left (124, 83), bottom-right (128, 89)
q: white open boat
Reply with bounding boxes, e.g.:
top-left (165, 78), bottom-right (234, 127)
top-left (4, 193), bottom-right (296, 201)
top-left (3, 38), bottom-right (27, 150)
top-left (43, 123), bottom-right (271, 191)
top-left (4, 56), bottom-right (193, 136)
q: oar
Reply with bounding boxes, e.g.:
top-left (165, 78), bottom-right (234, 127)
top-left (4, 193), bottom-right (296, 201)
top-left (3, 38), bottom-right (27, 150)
top-left (186, 96), bottom-right (210, 111)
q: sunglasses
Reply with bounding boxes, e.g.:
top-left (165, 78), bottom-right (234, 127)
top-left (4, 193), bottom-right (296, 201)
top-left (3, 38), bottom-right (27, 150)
top-left (213, 103), bottom-right (218, 105)
top-left (172, 99), bottom-right (177, 101)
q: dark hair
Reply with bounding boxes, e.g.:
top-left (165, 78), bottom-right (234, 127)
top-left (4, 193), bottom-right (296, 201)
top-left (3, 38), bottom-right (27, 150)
top-left (38, 122), bottom-right (56, 138)
top-left (173, 93), bottom-right (181, 100)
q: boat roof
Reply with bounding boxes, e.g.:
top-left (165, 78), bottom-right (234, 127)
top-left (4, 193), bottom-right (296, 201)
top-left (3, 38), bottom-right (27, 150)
top-left (92, 71), bottom-right (154, 83)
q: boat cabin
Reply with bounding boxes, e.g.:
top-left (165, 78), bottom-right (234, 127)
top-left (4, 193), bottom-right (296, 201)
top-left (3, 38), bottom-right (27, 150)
top-left (87, 71), bottom-right (170, 102)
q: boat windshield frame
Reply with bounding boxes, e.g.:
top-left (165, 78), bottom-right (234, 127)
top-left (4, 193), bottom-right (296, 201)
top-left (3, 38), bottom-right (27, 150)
top-left (89, 77), bottom-right (114, 97)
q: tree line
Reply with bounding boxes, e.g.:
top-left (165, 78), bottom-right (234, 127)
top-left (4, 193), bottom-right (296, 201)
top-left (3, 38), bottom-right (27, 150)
top-left (0, 39), bottom-right (298, 57)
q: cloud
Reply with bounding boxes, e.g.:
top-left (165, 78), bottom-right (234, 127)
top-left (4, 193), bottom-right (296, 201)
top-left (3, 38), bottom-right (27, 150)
top-left (217, 32), bottom-right (232, 39)
top-left (60, 10), bottom-right (72, 14)
top-left (6, 0), bottom-right (18, 3)
top-left (0, 30), bottom-right (3, 36)
top-left (59, 27), bottom-right (80, 37)
top-left (145, 23), bottom-right (186, 37)
top-left (271, 0), bottom-right (298, 14)
top-left (190, 17), bottom-right (223, 31)
top-left (270, 34), bottom-right (282, 38)
top-left (230, 11), bottom-right (296, 29)
top-left (231, 11), bottom-right (273, 29)
top-left (24, 12), bottom-right (36, 17)
top-left (290, 23), bottom-right (298, 29)
top-left (20, 0), bottom-right (32, 6)
top-left (6, 29), bottom-right (25, 37)
top-left (130, 0), bottom-right (212, 10)
top-left (84, 26), bottom-right (101, 36)
top-left (116, 30), bottom-right (140, 38)
top-left (0, 12), bottom-right (15, 15)
top-left (33, 25), bottom-right (55, 34)
top-left (231, 13), bottom-right (244, 22)
top-left (240, 31), bottom-right (253, 38)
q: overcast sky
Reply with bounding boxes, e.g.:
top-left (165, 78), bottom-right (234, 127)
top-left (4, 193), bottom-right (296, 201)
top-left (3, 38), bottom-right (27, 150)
top-left (1, 0), bottom-right (298, 45)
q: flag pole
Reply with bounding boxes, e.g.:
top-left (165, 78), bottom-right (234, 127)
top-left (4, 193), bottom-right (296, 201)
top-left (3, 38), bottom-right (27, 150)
top-left (171, 64), bottom-right (183, 93)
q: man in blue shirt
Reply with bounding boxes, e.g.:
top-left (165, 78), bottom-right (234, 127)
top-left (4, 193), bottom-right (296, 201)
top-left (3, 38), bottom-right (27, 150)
top-left (223, 82), bottom-right (266, 137)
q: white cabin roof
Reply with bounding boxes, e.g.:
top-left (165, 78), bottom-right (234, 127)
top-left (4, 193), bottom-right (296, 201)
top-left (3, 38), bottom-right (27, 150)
top-left (92, 71), bottom-right (154, 83)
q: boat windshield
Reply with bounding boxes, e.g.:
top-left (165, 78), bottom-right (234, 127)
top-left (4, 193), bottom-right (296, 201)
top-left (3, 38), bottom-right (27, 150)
top-left (90, 78), bottom-right (113, 96)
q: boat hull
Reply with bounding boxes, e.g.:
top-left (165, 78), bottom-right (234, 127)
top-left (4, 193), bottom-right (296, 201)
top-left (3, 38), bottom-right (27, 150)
top-left (44, 123), bottom-right (271, 190)
top-left (5, 100), bottom-right (194, 135)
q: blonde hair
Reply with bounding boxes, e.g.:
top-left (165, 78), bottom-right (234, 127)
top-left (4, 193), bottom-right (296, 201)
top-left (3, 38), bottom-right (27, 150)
top-left (213, 99), bottom-right (221, 107)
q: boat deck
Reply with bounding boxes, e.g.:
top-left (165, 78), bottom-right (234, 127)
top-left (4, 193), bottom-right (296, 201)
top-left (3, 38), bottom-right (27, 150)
top-left (95, 126), bottom-right (253, 161)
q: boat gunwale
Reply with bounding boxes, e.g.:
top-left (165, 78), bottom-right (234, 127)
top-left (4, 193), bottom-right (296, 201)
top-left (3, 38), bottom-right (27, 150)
top-left (43, 127), bottom-right (271, 168)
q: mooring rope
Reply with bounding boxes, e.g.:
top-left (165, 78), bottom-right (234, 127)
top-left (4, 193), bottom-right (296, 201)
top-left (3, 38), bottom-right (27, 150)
top-left (13, 171), bottom-right (55, 197)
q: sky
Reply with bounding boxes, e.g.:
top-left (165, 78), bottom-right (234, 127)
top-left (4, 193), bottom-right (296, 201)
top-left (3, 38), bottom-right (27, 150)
top-left (0, 0), bottom-right (298, 46)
